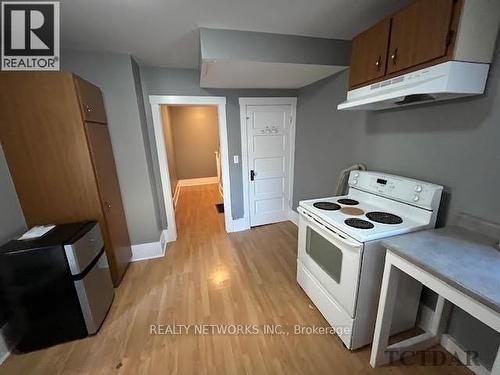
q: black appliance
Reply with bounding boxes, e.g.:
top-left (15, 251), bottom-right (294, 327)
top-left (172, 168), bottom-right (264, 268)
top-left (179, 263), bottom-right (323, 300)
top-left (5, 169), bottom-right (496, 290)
top-left (0, 221), bottom-right (114, 353)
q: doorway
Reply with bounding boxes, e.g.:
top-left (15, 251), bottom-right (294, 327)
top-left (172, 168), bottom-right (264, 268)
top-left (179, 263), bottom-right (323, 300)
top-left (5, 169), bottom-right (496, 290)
top-left (161, 105), bottom-right (221, 208)
top-left (239, 97), bottom-right (297, 228)
top-left (150, 96), bottom-right (233, 241)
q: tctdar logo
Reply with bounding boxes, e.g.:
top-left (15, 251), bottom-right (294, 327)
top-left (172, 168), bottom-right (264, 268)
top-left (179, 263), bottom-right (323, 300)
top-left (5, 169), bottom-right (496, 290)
top-left (1, 1), bottom-right (60, 70)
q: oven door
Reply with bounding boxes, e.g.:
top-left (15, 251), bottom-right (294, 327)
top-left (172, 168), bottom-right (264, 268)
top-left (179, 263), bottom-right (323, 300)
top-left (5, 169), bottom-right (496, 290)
top-left (298, 208), bottom-right (363, 318)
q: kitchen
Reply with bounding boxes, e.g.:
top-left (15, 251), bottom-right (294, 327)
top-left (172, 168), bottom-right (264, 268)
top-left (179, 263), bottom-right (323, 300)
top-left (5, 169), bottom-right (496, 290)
top-left (0, 0), bottom-right (500, 374)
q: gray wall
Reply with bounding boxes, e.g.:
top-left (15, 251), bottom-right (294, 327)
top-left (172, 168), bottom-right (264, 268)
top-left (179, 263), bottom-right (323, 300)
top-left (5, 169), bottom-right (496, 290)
top-left (131, 58), bottom-right (165, 235)
top-left (0, 145), bottom-right (26, 361)
top-left (61, 50), bottom-right (161, 244)
top-left (139, 66), bottom-right (297, 220)
top-left (294, 73), bottom-right (367, 207)
top-left (169, 106), bottom-right (219, 179)
top-left (294, 45), bottom-right (500, 369)
top-left (161, 106), bottom-right (179, 194)
top-left (0, 146), bottom-right (26, 243)
top-left (58, 51), bottom-right (296, 241)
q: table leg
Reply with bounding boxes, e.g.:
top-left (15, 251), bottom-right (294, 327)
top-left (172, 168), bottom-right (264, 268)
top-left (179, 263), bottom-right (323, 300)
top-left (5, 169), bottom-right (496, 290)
top-left (492, 345), bottom-right (500, 375)
top-left (370, 260), bottom-right (402, 367)
top-left (430, 295), bottom-right (452, 335)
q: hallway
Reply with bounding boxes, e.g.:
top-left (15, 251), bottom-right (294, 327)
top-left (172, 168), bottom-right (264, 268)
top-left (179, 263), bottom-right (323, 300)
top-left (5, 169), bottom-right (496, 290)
top-left (175, 184), bottom-right (226, 240)
top-left (0, 185), bottom-right (470, 374)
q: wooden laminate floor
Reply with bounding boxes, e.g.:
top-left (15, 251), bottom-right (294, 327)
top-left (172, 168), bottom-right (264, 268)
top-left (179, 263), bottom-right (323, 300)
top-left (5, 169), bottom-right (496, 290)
top-left (0, 184), bottom-right (471, 374)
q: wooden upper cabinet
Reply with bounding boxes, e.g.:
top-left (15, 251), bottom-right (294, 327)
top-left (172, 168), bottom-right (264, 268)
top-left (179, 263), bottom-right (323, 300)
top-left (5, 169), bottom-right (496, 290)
top-left (386, 0), bottom-right (455, 74)
top-left (349, 19), bottom-right (391, 88)
top-left (74, 76), bottom-right (107, 124)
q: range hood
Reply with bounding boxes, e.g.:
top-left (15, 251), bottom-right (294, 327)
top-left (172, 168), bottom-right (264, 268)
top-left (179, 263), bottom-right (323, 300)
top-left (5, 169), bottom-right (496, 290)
top-left (338, 61), bottom-right (490, 111)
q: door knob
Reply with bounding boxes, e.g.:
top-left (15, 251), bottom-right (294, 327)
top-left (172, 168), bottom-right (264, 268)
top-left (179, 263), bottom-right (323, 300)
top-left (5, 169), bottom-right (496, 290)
top-left (250, 170), bottom-right (255, 181)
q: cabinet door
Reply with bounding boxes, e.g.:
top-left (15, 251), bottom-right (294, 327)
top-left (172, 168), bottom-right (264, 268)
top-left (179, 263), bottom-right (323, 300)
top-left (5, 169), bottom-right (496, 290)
top-left (349, 19), bottom-right (391, 88)
top-left (387, 0), bottom-right (454, 74)
top-left (74, 76), bottom-right (107, 124)
top-left (85, 122), bottom-right (131, 285)
top-left (0, 72), bottom-right (103, 227)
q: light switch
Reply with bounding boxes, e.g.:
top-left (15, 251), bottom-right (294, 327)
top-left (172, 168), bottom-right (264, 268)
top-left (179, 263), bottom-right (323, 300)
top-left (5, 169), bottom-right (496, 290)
top-left (233, 155), bottom-right (239, 164)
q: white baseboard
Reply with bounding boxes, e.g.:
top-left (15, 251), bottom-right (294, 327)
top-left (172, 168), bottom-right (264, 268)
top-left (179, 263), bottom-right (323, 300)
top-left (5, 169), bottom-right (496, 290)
top-left (131, 241), bottom-right (164, 262)
top-left (0, 327), bottom-right (9, 366)
top-left (173, 183), bottom-right (181, 207)
top-left (230, 218), bottom-right (250, 232)
top-left (178, 177), bottom-right (218, 187)
top-left (417, 304), bottom-right (490, 375)
top-left (289, 208), bottom-right (299, 226)
top-left (131, 230), bottom-right (172, 262)
top-left (161, 228), bottom-right (175, 249)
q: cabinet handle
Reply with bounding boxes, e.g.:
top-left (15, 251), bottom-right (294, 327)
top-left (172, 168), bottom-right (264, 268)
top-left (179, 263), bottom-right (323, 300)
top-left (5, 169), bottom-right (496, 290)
top-left (375, 56), bottom-right (381, 70)
top-left (85, 104), bottom-right (93, 113)
top-left (105, 201), bottom-right (111, 211)
top-left (390, 48), bottom-right (398, 65)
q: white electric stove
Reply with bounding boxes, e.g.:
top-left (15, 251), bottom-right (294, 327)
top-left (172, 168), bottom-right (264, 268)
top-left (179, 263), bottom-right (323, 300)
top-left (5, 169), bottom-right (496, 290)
top-left (296, 170), bottom-right (443, 349)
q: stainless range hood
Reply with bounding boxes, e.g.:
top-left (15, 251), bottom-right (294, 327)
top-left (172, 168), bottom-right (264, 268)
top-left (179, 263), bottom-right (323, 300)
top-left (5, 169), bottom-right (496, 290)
top-left (338, 61), bottom-right (490, 111)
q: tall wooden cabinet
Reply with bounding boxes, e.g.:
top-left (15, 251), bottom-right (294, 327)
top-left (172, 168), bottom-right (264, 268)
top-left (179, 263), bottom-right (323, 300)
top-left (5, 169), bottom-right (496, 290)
top-left (0, 72), bottom-right (131, 286)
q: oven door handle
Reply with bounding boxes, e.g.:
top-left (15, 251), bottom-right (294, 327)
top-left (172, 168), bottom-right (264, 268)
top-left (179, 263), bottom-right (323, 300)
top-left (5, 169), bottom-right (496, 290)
top-left (322, 224), bottom-right (361, 249)
top-left (300, 209), bottom-right (362, 249)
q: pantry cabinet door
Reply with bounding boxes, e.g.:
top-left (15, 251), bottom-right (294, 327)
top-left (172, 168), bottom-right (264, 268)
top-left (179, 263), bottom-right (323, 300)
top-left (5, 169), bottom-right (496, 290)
top-left (85, 122), bottom-right (131, 285)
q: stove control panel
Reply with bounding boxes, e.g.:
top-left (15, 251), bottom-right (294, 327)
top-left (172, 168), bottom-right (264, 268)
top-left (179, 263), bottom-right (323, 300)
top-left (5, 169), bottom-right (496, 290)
top-left (348, 171), bottom-right (443, 211)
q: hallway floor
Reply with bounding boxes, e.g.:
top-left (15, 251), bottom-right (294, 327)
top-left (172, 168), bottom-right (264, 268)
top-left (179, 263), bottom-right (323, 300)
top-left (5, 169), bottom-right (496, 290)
top-left (0, 184), bottom-right (471, 374)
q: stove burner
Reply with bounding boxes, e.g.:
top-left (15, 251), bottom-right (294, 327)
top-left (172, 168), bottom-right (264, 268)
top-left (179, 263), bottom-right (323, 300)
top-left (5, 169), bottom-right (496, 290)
top-left (341, 207), bottom-right (364, 216)
top-left (345, 218), bottom-right (374, 229)
top-left (338, 198), bottom-right (359, 206)
top-left (366, 212), bottom-right (403, 225)
top-left (313, 202), bottom-right (341, 211)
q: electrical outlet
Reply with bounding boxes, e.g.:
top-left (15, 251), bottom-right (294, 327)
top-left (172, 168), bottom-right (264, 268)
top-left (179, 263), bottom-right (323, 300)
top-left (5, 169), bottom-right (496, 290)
top-left (233, 155), bottom-right (239, 164)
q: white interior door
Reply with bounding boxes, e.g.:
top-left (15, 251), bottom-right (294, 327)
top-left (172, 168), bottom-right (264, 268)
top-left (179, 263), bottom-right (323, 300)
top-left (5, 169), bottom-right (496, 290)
top-left (246, 105), bottom-right (292, 226)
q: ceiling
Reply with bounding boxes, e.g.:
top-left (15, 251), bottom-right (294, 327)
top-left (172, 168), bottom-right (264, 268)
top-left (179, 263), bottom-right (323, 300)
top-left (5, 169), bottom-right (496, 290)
top-left (61, 0), bottom-right (409, 69)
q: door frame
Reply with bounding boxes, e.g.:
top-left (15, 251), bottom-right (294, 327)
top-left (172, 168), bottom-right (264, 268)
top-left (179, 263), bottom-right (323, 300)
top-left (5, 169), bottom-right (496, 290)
top-left (239, 97), bottom-right (297, 229)
top-left (149, 95), bottom-right (234, 240)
